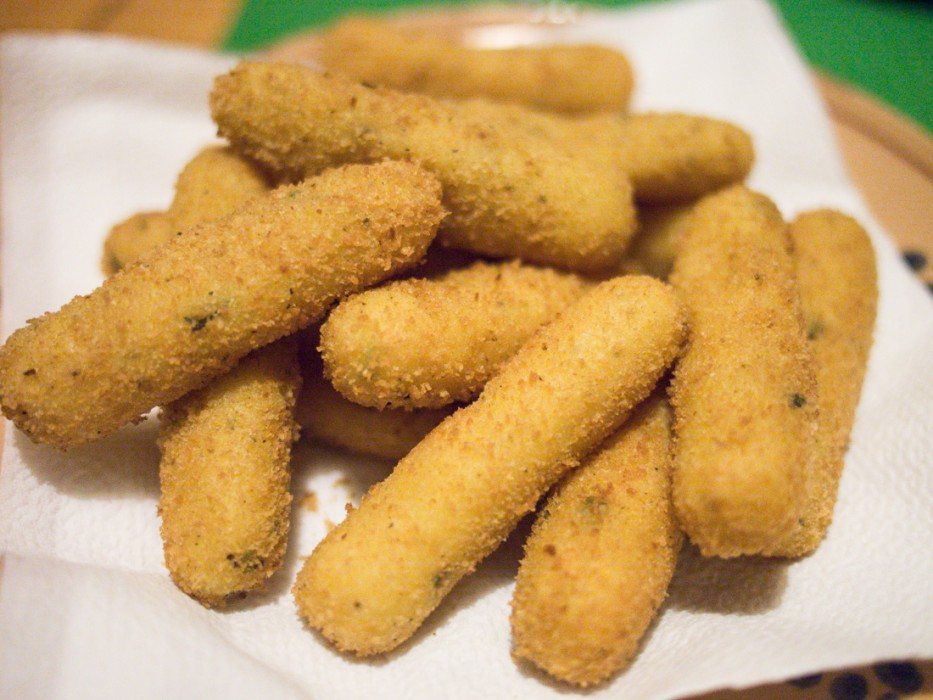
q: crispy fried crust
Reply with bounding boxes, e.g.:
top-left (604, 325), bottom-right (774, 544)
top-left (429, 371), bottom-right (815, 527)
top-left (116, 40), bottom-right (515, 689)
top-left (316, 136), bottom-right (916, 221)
top-left (102, 211), bottom-right (173, 275)
top-left (166, 145), bottom-right (270, 232)
top-left (614, 113), bottom-right (754, 203)
top-left (292, 276), bottom-right (687, 656)
top-left (669, 186), bottom-right (817, 557)
top-left (296, 368), bottom-right (451, 462)
top-left (318, 16), bottom-right (634, 114)
top-left (102, 147), bottom-right (271, 274)
top-left (0, 161), bottom-right (444, 448)
top-left (619, 201), bottom-right (696, 278)
top-left (159, 338), bottom-right (301, 607)
top-left (767, 210), bottom-right (877, 556)
top-left (511, 394), bottom-right (681, 687)
top-left (320, 260), bottom-right (590, 409)
top-left (211, 62), bottom-right (635, 272)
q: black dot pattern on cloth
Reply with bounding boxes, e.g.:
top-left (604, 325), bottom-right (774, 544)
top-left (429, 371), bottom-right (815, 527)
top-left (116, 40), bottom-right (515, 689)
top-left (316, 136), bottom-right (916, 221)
top-left (829, 673), bottom-right (868, 700)
top-left (874, 661), bottom-right (923, 694)
top-left (902, 250), bottom-right (927, 271)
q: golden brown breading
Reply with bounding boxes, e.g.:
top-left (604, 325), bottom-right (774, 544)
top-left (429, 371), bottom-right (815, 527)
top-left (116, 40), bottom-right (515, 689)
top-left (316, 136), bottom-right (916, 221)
top-left (102, 211), bottom-right (173, 275)
top-left (459, 102), bottom-right (753, 204)
top-left (511, 394), bottom-right (681, 687)
top-left (613, 113), bottom-right (754, 203)
top-left (296, 369), bottom-right (451, 462)
top-left (768, 210), bottom-right (877, 557)
top-left (292, 276), bottom-right (687, 656)
top-left (669, 186), bottom-right (817, 557)
top-left (619, 201), bottom-right (696, 279)
top-left (320, 260), bottom-right (590, 409)
top-left (211, 62), bottom-right (635, 272)
top-left (159, 338), bottom-right (301, 607)
top-left (318, 16), bottom-right (634, 115)
top-left (0, 161), bottom-right (444, 448)
top-left (166, 145), bottom-right (270, 232)
top-left (102, 146), bottom-right (271, 274)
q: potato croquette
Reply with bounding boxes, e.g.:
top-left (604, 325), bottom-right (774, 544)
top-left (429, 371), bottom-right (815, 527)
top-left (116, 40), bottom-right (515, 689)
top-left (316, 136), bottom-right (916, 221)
top-left (293, 276), bottom-right (687, 655)
top-left (318, 16), bottom-right (634, 114)
top-left (511, 394), bottom-right (681, 687)
top-left (769, 210), bottom-right (877, 557)
top-left (102, 210), bottom-right (173, 274)
top-left (166, 145), bottom-right (271, 232)
top-left (102, 147), bottom-right (272, 274)
top-left (669, 186), bottom-right (817, 558)
top-left (296, 371), bottom-right (452, 462)
top-left (320, 260), bottom-right (590, 409)
top-left (159, 338), bottom-right (301, 607)
top-left (619, 202), bottom-right (696, 279)
top-left (211, 62), bottom-right (635, 272)
top-left (0, 161), bottom-right (444, 448)
top-left (613, 113), bottom-right (754, 203)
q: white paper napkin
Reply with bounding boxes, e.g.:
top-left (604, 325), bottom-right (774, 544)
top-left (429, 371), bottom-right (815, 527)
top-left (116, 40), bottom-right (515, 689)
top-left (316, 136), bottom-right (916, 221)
top-left (1, 1), bottom-right (931, 698)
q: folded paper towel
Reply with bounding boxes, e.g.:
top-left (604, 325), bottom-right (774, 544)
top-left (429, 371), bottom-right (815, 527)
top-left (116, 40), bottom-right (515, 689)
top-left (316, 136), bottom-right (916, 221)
top-left (0, 0), bottom-right (931, 698)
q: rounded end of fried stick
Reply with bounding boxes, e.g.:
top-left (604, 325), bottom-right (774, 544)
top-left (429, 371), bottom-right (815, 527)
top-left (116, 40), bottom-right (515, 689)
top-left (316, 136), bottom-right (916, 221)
top-left (621, 114), bottom-right (755, 204)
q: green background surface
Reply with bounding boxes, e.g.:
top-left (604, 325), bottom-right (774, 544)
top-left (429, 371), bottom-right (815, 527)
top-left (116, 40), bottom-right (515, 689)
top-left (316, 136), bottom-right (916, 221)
top-left (224, 0), bottom-right (933, 133)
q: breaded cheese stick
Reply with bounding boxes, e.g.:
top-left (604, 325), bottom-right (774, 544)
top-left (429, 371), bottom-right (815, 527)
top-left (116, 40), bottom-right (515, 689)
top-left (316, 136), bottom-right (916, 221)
top-left (768, 210), bottom-right (877, 557)
top-left (102, 211), bottom-right (173, 274)
top-left (318, 16), bottom-right (634, 115)
top-left (669, 186), bottom-right (817, 557)
top-left (296, 372), bottom-right (452, 461)
top-left (320, 260), bottom-right (590, 409)
top-left (293, 276), bottom-right (687, 655)
top-left (159, 338), bottom-right (301, 607)
top-left (166, 145), bottom-right (270, 232)
top-left (102, 146), bottom-right (272, 274)
top-left (0, 161), bottom-right (444, 448)
top-left (619, 202), bottom-right (695, 279)
top-left (211, 62), bottom-right (635, 272)
top-left (613, 113), bottom-right (754, 203)
top-left (511, 394), bottom-right (681, 687)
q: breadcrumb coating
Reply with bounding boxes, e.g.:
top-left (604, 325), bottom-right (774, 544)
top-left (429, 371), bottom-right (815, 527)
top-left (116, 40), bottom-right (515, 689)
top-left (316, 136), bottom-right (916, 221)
top-left (511, 394), bottom-right (681, 687)
top-left (296, 363), bottom-right (451, 462)
top-left (614, 113), bottom-right (754, 203)
top-left (102, 211), bottom-right (173, 275)
top-left (293, 276), bottom-right (687, 655)
top-left (320, 260), bottom-right (590, 409)
top-left (318, 16), bottom-right (634, 114)
top-left (768, 210), bottom-right (877, 556)
top-left (669, 186), bottom-right (817, 557)
top-left (166, 145), bottom-right (271, 232)
top-left (619, 201), bottom-right (696, 278)
top-left (0, 161), bottom-right (444, 448)
top-left (102, 146), bottom-right (271, 273)
top-left (159, 338), bottom-right (301, 607)
top-left (211, 61), bottom-right (635, 272)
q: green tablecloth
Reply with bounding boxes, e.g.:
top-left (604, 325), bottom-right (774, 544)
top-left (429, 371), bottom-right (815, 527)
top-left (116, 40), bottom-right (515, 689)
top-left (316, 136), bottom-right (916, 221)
top-left (224, 0), bottom-right (932, 133)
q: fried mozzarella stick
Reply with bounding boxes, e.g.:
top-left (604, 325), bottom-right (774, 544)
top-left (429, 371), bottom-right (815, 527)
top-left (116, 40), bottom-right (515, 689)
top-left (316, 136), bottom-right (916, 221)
top-left (619, 202), bottom-right (695, 279)
top-left (211, 62), bottom-right (635, 272)
top-left (0, 161), bottom-right (444, 448)
top-left (511, 395), bottom-right (680, 687)
top-left (159, 338), bottom-right (301, 607)
top-left (166, 145), bottom-right (271, 232)
top-left (102, 211), bottom-right (173, 275)
top-left (769, 210), bottom-right (877, 557)
top-left (102, 146), bottom-right (271, 273)
top-left (670, 187), bottom-right (817, 557)
top-left (318, 16), bottom-right (634, 115)
top-left (449, 100), bottom-right (752, 206)
top-left (293, 276), bottom-right (687, 655)
top-left (320, 261), bottom-right (590, 409)
top-left (296, 372), bottom-right (452, 461)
